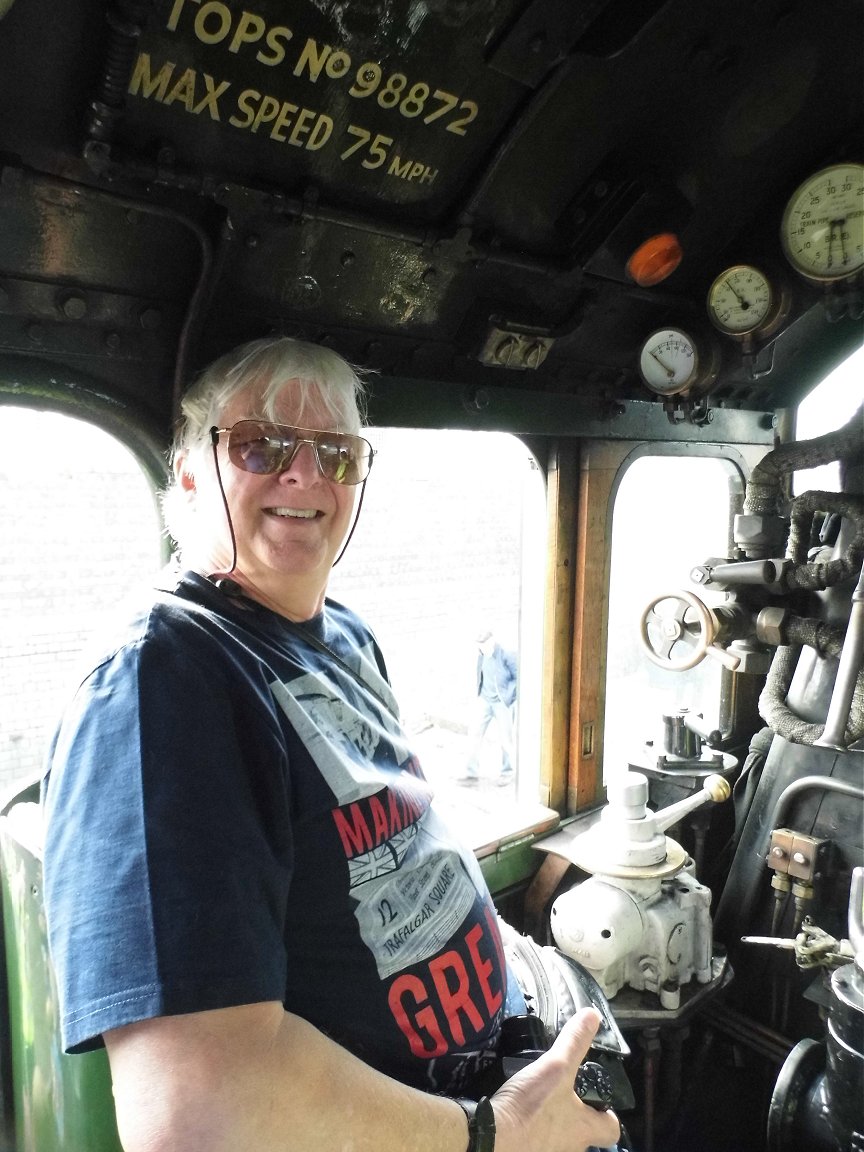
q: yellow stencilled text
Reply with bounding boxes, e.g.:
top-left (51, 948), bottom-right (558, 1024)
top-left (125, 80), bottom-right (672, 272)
top-left (129, 53), bottom-right (333, 149)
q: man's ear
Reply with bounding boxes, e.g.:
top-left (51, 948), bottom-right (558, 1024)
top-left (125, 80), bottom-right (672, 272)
top-left (174, 449), bottom-right (196, 494)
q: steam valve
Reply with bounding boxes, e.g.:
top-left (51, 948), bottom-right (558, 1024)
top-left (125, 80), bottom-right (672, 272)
top-left (550, 772), bottom-right (731, 1003)
top-left (568, 771), bottom-right (731, 877)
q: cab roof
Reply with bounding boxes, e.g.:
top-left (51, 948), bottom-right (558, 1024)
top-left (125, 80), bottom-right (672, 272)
top-left (0, 0), bottom-right (861, 435)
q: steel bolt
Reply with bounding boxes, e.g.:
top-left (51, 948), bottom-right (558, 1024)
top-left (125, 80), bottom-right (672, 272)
top-left (61, 293), bottom-right (87, 319)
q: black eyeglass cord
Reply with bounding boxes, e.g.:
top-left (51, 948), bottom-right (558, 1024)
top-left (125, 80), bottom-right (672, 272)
top-left (210, 428), bottom-right (239, 578)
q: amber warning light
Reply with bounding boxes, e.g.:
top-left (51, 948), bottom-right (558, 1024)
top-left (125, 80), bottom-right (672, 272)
top-left (626, 233), bottom-right (683, 287)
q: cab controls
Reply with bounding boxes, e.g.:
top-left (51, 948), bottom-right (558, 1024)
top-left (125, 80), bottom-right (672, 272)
top-left (637, 326), bottom-right (719, 398)
top-left (780, 163), bottom-right (864, 285)
top-left (706, 264), bottom-right (789, 344)
top-left (639, 590), bottom-right (742, 672)
top-left (766, 829), bottom-right (828, 884)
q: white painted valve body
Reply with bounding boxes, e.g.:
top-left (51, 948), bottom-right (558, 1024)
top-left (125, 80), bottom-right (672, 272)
top-left (549, 770), bottom-right (729, 1004)
top-left (550, 868), bottom-right (713, 1002)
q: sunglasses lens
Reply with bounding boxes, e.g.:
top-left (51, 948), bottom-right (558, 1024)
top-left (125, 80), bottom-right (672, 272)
top-left (315, 435), bottom-right (371, 484)
top-left (228, 421), bottom-right (294, 474)
top-left (223, 421), bottom-right (372, 483)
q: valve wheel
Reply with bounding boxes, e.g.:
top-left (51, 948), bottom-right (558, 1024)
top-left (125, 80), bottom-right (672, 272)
top-left (639, 590), bottom-right (716, 671)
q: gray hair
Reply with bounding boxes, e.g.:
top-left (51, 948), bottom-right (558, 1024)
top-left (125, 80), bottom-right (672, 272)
top-left (175, 336), bottom-right (368, 452)
top-left (163, 336), bottom-right (370, 552)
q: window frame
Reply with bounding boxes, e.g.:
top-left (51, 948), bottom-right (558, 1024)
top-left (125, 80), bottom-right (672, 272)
top-left (0, 360), bottom-right (170, 497)
top-left (562, 439), bottom-right (753, 810)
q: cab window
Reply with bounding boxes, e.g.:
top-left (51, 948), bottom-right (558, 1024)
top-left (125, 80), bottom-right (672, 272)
top-left (603, 453), bottom-right (740, 777)
top-left (794, 344), bottom-right (864, 493)
top-left (328, 426), bottom-right (546, 841)
top-left (0, 407), bottom-right (163, 791)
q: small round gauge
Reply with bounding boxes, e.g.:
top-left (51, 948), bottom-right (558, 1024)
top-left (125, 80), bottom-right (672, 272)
top-left (707, 265), bottom-right (774, 336)
top-left (638, 327), bottom-right (702, 395)
top-left (781, 162), bottom-right (864, 283)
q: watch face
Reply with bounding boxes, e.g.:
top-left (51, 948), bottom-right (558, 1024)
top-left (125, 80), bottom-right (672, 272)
top-left (708, 266), bottom-right (773, 335)
top-left (638, 329), bottom-right (698, 395)
top-left (781, 163), bottom-right (864, 282)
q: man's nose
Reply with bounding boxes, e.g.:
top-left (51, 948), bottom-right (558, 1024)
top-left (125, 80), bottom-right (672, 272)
top-left (278, 439), bottom-right (320, 482)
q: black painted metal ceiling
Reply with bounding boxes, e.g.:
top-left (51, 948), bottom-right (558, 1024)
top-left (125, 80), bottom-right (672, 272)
top-left (0, 0), bottom-right (861, 432)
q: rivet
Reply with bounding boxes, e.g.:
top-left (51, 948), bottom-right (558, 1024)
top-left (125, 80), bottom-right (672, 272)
top-left (105, 331), bottom-right (121, 353)
top-left (139, 307), bottom-right (162, 331)
top-left (61, 293), bottom-right (88, 320)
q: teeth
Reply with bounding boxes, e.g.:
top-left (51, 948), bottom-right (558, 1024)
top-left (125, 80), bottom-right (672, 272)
top-left (271, 507), bottom-right (317, 519)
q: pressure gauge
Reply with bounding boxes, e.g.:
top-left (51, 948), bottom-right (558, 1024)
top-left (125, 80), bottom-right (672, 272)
top-left (707, 265), bottom-right (775, 337)
top-left (780, 162), bottom-right (864, 283)
top-left (638, 327), bottom-right (709, 396)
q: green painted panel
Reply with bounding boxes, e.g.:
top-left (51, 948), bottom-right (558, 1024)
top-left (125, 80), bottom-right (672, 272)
top-left (0, 809), bottom-right (122, 1152)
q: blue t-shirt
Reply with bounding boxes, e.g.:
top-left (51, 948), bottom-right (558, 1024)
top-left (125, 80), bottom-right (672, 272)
top-left (42, 571), bottom-right (508, 1092)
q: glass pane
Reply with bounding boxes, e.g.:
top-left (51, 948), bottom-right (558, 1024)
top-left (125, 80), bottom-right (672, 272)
top-left (0, 408), bottom-right (163, 790)
top-left (794, 344), bottom-right (864, 495)
top-left (328, 427), bottom-right (546, 837)
top-left (604, 455), bottom-right (736, 779)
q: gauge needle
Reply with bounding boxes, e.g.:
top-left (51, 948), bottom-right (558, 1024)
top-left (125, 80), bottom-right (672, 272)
top-left (834, 218), bottom-right (849, 266)
top-left (650, 350), bottom-right (675, 378)
top-left (827, 218), bottom-right (848, 269)
top-left (725, 279), bottom-right (748, 309)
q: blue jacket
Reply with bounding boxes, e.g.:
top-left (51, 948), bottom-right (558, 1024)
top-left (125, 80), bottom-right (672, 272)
top-left (476, 643), bottom-right (518, 708)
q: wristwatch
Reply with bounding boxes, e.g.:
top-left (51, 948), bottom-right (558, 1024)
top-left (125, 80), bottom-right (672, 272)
top-left (455, 1097), bottom-right (496, 1152)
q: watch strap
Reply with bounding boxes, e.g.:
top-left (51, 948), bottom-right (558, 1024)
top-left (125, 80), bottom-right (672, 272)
top-left (456, 1096), bottom-right (495, 1152)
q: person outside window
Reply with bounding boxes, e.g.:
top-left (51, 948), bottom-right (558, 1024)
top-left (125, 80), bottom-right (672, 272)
top-left (460, 630), bottom-right (518, 787)
top-left (41, 337), bottom-right (621, 1152)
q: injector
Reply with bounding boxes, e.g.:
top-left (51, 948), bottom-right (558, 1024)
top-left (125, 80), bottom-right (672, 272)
top-left (550, 772), bottom-right (730, 1006)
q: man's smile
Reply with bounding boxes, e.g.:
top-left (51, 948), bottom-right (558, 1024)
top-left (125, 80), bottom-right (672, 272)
top-left (266, 506), bottom-right (321, 519)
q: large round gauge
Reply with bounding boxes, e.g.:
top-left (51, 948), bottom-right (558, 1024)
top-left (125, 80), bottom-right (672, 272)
top-left (707, 265), bottom-right (775, 337)
top-left (780, 163), bottom-right (864, 283)
top-left (638, 327), bottom-right (704, 395)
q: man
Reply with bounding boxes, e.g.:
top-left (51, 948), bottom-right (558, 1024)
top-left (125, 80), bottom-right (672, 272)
top-left (42, 337), bottom-right (621, 1152)
top-left (462, 631), bottom-right (518, 786)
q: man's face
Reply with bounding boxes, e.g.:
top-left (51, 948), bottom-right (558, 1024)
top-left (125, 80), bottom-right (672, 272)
top-left (183, 379), bottom-right (358, 613)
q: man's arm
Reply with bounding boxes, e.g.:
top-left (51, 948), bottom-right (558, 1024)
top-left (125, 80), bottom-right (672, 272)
top-left (105, 1002), bottom-right (620, 1152)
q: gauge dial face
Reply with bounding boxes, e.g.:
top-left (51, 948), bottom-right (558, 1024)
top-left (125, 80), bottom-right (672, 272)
top-left (707, 265), bottom-right (774, 335)
top-left (638, 328), bottom-right (699, 395)
top-left (781, 163), bottom-right (864, 282)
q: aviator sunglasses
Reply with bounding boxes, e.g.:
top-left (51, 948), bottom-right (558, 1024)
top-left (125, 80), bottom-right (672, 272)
top-left (210, 419), bottom-right (375, 485)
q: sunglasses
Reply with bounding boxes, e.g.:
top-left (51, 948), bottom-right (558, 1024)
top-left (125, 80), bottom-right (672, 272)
top-left (210, 419), bottom-right (375, 485)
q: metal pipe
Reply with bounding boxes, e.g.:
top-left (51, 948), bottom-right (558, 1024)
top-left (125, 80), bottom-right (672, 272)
top-left (770, 776), bottom-right (864, 832)
top-left (743, 405), bottom-right (864, 516)
top-left (11, 166), bottom-right (214, 421)
top-left (815, 558), bottom-right (864, 749)
top-left (849, 867), bottom-right (864, 962)
top-left (699, 1002), bottom-right (794, 1066)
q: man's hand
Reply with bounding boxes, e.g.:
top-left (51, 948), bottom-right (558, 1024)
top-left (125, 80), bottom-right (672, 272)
top-left (105, 1001), bottom-right (620, 1152)
top-left (490, 1007), bottom-right (621, 1152)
